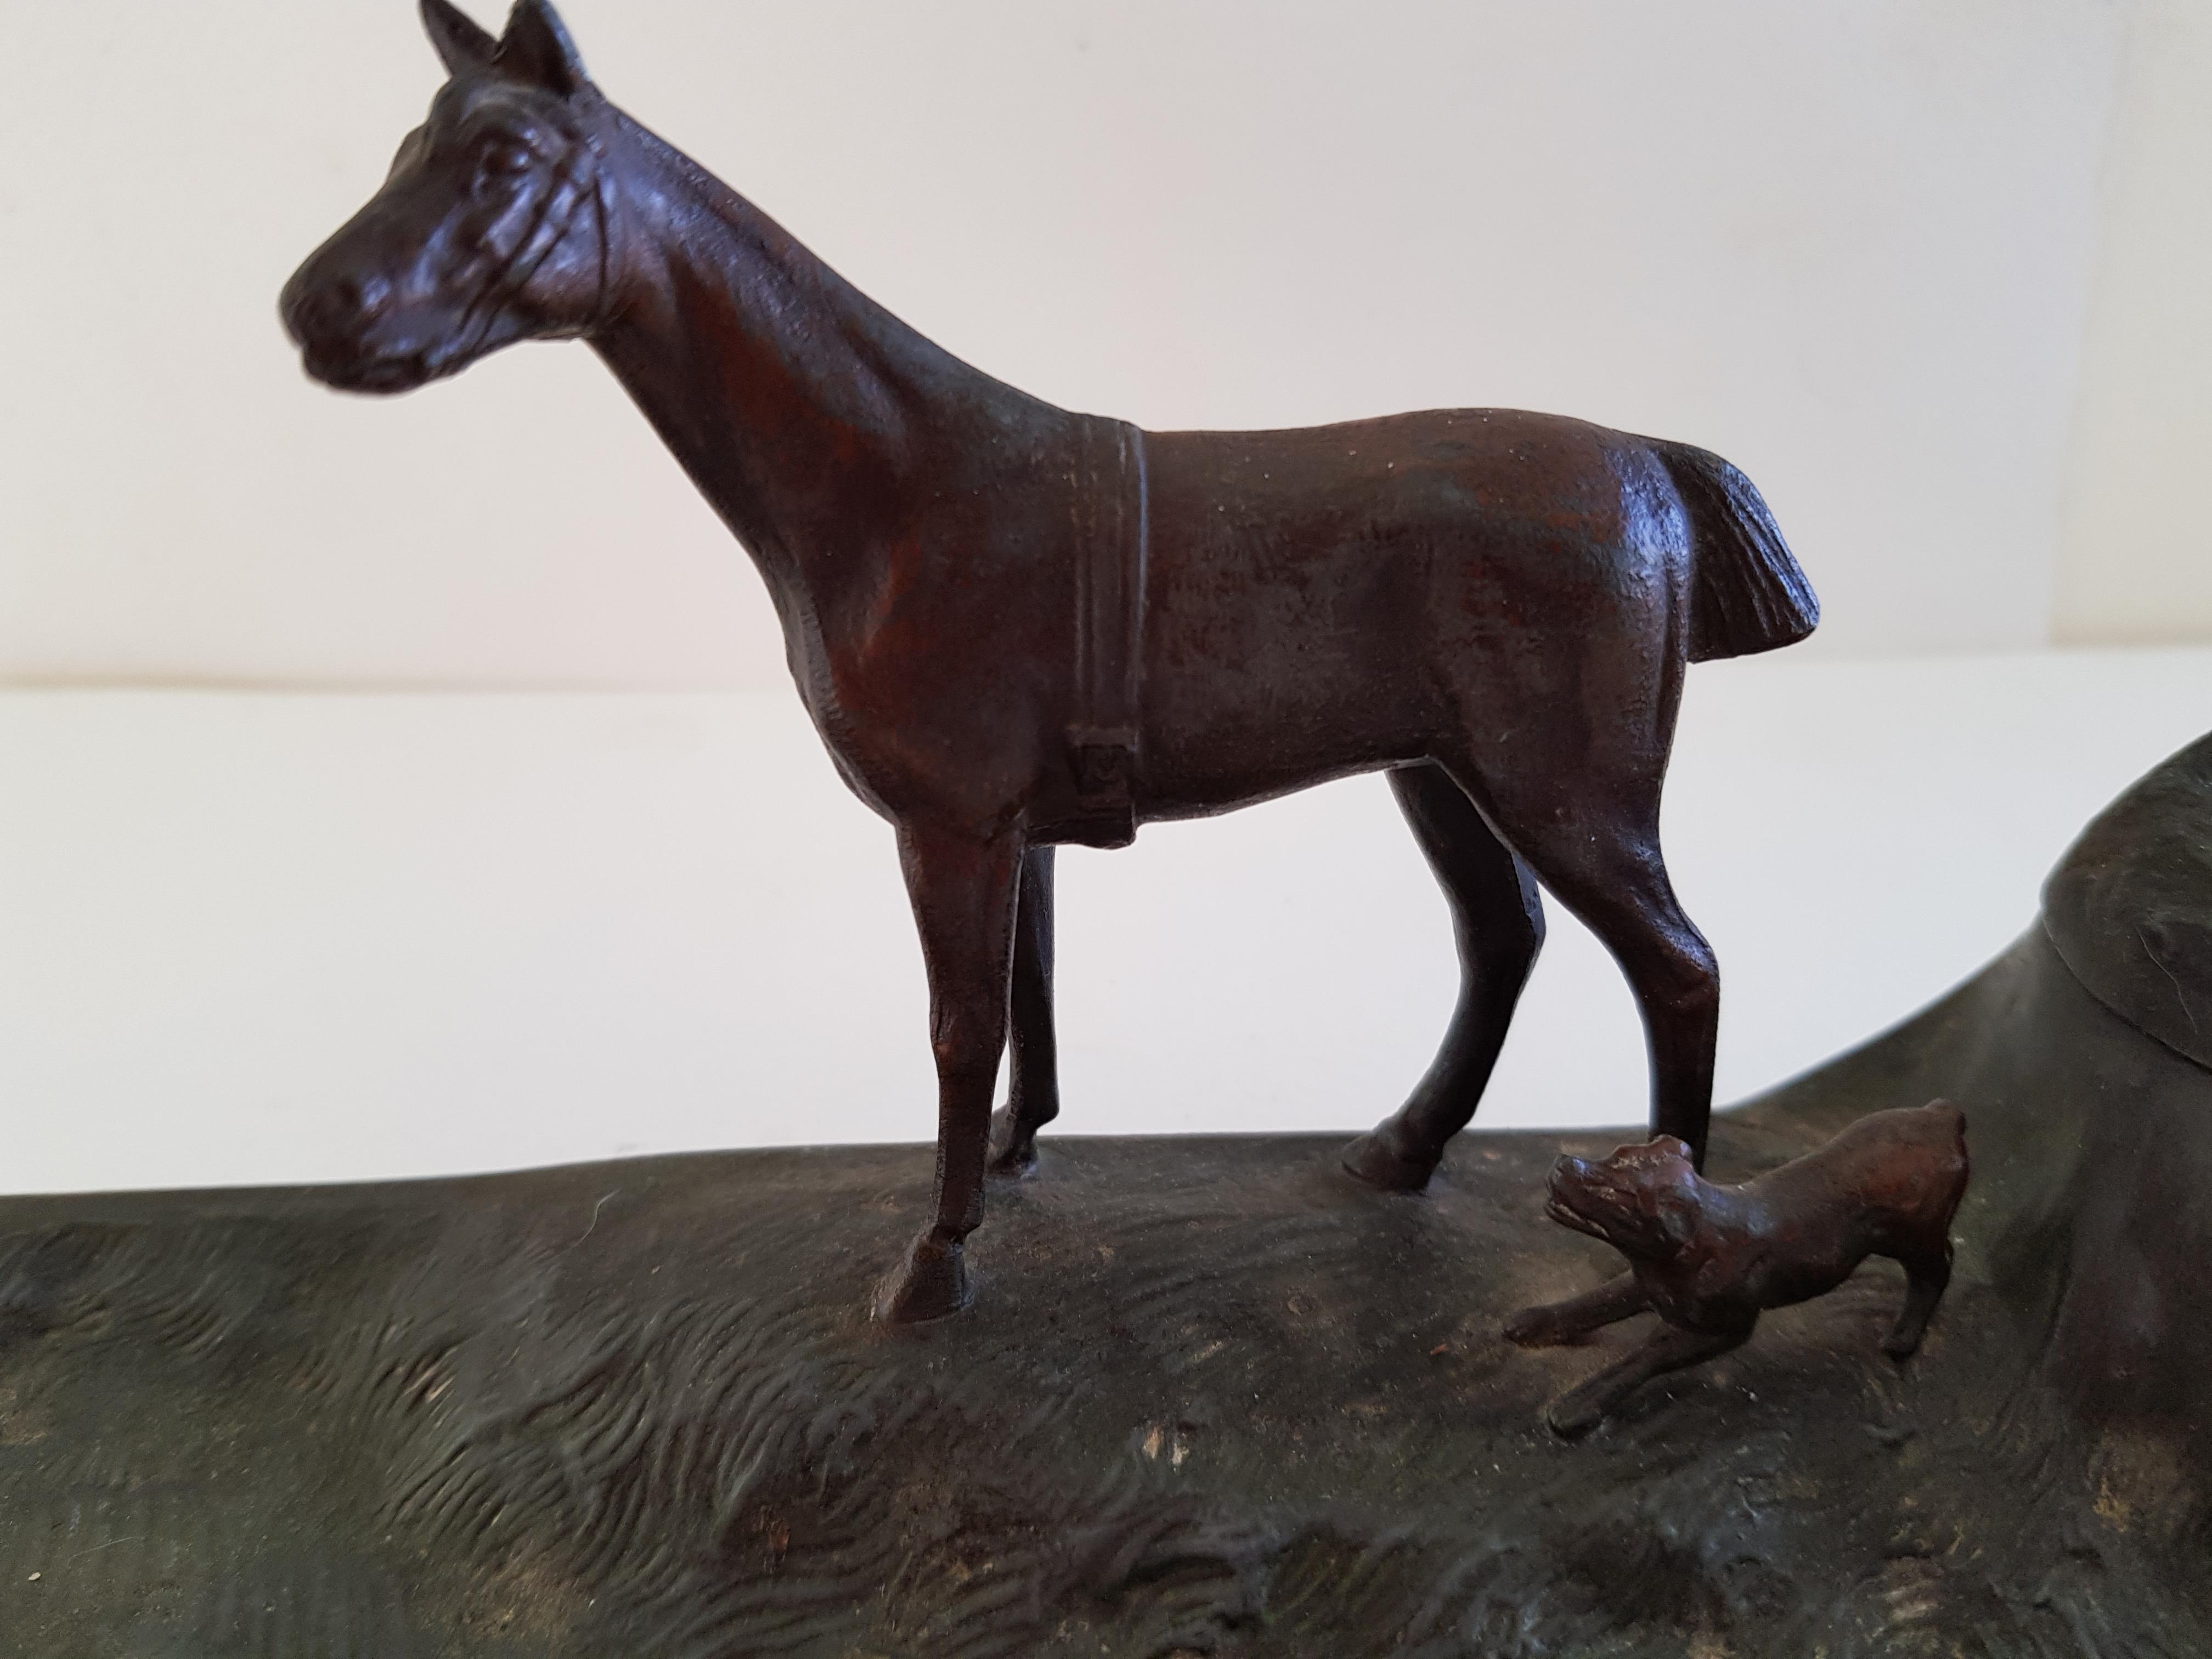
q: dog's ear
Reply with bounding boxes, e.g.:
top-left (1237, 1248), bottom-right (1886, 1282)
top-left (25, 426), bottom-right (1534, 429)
top-left (1654, 1135), bottom-right (1695, 1163)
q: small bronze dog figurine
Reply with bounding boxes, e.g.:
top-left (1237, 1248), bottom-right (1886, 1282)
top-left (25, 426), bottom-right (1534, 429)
top-left (1505, 1102), bottom-right (1968, 1437)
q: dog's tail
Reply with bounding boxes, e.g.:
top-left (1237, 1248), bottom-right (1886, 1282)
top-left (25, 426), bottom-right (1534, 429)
top-left (1652, 439), bottom-right (1820, 662)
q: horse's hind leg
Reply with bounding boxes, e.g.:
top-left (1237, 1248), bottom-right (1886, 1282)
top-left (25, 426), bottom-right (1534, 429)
top-left (1474, 766), bottom-right (1720, 1169)
top-left (990, 845), bottom-right (1058, 1177)
top-left (1342, 763), bottom-right (1545, 1192)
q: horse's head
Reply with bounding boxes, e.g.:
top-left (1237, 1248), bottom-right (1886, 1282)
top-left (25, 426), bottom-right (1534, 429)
top-left (282, 0), bottom-right (615, 393)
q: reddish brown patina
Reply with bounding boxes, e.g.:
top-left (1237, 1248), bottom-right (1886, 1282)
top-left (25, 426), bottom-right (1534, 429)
top-left (1506, 1102), bottom-right (1970, 1436)
top-left (282, 0), bottom-right (1819, 1321)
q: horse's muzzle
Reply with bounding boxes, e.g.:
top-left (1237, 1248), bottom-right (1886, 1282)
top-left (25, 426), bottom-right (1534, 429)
top-left (297, 343), bottom-right (437, 394)
top-left (281, 262), bottom-right (425, 393)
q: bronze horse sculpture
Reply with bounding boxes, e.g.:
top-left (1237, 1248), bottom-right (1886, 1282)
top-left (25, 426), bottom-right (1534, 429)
top-left (282, 0), bottom-right (1818, 1323)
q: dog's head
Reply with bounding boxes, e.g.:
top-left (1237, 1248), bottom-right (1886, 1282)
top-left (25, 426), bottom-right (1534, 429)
top-left (1545, 1136), bottom-right (1705, 1262)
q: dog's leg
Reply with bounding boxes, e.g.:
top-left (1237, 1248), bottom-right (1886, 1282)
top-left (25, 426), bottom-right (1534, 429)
top-left (1504, 1272), bottom-right (1648, 1347)
top-left (1883, 1242), bottom-right (1953, 1358)
top-left (1545, 1319), bottom-right (1751, 1438)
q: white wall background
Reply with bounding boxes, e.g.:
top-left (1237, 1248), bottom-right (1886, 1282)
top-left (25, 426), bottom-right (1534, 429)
top-left (2, 0), bottom-right (2203, 690)
top-left (2055, 0), bottom-right (2212, 641)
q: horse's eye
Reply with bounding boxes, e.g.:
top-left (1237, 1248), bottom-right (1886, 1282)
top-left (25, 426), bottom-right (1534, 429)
top-left (477, 138), bottom-right (536, 180)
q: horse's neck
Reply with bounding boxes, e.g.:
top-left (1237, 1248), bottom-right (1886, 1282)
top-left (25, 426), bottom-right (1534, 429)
top-left (588, 112), bottom-right (1041, 615)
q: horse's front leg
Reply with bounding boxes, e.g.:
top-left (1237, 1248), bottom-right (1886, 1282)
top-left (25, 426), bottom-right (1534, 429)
top-left (874, 821), bottom-right (1024, 1324)
top-left (990, 845), bottom-right (1058, 1177)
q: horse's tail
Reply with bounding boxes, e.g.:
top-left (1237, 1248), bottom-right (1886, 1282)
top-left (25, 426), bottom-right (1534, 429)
top-left (1652, 440), bottom-right (1819, 662)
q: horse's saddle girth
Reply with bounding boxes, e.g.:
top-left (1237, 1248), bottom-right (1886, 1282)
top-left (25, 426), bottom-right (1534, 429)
top-left (1042, 417), bottom-right (1148, 849)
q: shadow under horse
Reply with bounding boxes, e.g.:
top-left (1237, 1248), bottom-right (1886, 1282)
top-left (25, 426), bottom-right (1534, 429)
top-left (280, 0), bottom-right (1819, 1322)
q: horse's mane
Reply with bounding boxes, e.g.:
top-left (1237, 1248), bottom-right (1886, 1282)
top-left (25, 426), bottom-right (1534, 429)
top-left (601, 105), bottom-right (1054, 420)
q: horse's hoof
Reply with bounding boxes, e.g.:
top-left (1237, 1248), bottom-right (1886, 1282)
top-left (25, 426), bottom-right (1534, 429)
top-left (986, 1105), bottom-right (1044, 1178)
top-left (1340, 1128), bottom-right (1437, 1193)
top-left (873, 1235), bottom-right (972, 1324)
top-left (986, 1143), bottom-right (1039, 1180)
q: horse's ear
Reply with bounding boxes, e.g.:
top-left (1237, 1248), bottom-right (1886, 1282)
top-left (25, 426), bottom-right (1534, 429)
top-left (421, 0), bottom-right (498, 77)
top-left (498, 0), bottom-right (592, 97)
